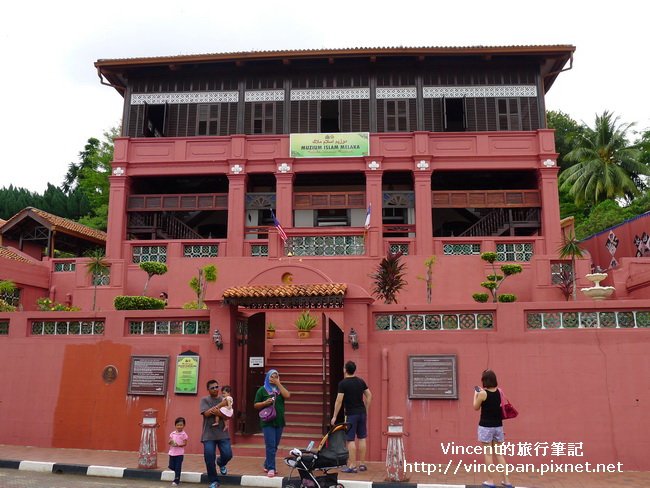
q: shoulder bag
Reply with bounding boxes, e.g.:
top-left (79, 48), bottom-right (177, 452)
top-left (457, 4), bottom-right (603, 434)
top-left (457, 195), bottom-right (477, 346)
top-left (498, 388), bottom-right (518, 420)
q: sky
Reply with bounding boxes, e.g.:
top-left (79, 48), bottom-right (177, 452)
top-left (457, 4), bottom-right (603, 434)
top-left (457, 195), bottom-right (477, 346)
top-left (1, 0), bottom-right (648, 193)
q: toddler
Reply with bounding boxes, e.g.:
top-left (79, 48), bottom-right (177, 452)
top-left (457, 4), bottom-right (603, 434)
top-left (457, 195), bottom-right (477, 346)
top-left (168, 417), bottom-right (188, 486)
top-left (213, 385), bottom-right (234, 426)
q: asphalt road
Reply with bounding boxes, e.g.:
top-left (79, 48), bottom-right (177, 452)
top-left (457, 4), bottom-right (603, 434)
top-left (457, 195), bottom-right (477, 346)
top-left (0, 468), bottom-right (235, 487)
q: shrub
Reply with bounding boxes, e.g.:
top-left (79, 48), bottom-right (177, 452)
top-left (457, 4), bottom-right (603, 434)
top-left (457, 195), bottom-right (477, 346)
top-left (0, 298), bottom-right (16, 312)
top-left (472, 293), bottom-right (489, 303)
top-left (139, 261), bottom-right (168, 295)
top-left (182, 301), bottom-right (207, 310)
top-left (36, 297), bottom-right (80, 312)
top-left (114, 296), bottom-right (165, 310)
top-left (497, 294), bottom-right (517, 303)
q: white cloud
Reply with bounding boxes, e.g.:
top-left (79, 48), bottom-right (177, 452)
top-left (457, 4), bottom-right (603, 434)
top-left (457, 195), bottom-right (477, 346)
top-left (1, 0), bottom-right (647, 192)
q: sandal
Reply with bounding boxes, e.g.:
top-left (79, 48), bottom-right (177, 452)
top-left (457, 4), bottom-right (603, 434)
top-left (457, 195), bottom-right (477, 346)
top-left (358, 465), bottom-right (368, 472)
top-left (341, 466), bottom-right (358, 473)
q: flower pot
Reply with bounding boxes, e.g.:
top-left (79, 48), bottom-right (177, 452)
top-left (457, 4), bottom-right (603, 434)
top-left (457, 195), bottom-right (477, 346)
top-left (297, 330), bottom-right (311, 339)
top-left (267, 330), bottom-right (275, 339)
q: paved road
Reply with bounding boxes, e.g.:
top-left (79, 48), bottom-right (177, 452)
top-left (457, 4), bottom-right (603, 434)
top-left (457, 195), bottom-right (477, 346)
top-left (0, 468), bottom-right (234, 487)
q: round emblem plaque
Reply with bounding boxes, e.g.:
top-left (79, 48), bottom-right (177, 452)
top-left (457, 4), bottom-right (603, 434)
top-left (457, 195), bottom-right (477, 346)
top-left (102, 365), bottom-right (118, 384)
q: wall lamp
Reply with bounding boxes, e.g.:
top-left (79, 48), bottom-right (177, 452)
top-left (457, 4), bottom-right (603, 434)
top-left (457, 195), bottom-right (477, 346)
top-left (348, 328), bottom-right (359, 350)
top-left (212, 329), bottom-right (224, 350)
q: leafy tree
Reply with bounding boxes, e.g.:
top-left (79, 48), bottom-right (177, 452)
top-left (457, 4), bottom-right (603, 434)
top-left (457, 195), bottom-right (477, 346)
top-left (189, 264), bottom-right (218, 309)
top-left (62, 127), bottom-right (118, 230)
top-left (85, 249), bottom-right (109, 311)
top-left (0, 280), bottom-right (17, 311)
top-left (547, 110), bottom-right (586, 171)
top-left (557, 234), bottom-right (585, 300)
top-left (370, 252), bottom-right (407, 304)
top-left (574, 200), bottom-right (634, 240)
top-left (472, 252), bottom-right (522, 303)
top-left (559, 111), bottom-right (648, 206)
top-left (139, 261), bottom-right (168, 295)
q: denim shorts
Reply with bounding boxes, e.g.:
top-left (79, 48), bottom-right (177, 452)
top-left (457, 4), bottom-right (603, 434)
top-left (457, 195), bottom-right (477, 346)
top-left (477, 425), bottom-right (504, 443)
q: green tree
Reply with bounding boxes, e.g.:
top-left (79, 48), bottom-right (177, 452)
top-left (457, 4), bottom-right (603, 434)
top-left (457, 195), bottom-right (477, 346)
top-left (62, 127), bottom-right (118, 230)
top-left (139, 261), bottom-right (168, 295)
top-left (85, 249), bottom-right (109, 311)
top-left (559, 111), bottom-right (648, 206)
top-left (547, 110), bottom-right (586, 171)
top-left (189, 264), bottom-right (218, 309)
top-left (472, 252), bottom-right (522, 303)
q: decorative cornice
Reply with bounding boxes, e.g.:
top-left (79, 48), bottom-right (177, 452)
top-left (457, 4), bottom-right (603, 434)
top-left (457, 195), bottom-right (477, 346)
top-left (376, 87), bottom-right (417, 99)
top-left (130, 91), bottom-right (239, 105)
top-left (244, 90), bottom-right (285, 102)
top-left (423, 85), bottom-right (537, 98)
top-left (290, 88), bottom-right (370, 101)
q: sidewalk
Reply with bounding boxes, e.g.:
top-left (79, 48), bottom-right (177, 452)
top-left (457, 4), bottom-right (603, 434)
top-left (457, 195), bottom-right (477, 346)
top-left (0, 445), bottom-right (648, 488)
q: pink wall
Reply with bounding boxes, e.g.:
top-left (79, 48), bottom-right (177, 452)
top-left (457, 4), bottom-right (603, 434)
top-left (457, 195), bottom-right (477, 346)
top-left (1, 301), bottom-right (648, 470)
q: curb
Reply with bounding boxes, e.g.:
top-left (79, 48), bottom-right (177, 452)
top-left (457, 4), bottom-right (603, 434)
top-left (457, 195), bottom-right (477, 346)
top-left (3, 459), bottom-right (500, 488)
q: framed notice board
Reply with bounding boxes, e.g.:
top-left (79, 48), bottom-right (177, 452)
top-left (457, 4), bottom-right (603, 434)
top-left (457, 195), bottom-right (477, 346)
top-left (408, 355), bottom-right (458, 399)
top-left (174, 354), bottom-right (200, 395)
top-left (128, 355), bottom-right (170, 396)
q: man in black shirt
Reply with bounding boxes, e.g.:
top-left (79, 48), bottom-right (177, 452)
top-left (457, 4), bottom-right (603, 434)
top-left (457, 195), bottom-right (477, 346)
top-left (330, 361), bottom-right (372, 473)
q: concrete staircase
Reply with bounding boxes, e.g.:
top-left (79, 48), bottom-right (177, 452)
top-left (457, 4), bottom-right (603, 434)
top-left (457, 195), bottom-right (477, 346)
top-left (233, 335), bottom-right (329, 458)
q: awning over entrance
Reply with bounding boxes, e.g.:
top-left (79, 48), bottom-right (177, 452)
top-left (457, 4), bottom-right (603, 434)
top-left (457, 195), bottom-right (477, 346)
top-left (222, 283), bottom-right (346, 309)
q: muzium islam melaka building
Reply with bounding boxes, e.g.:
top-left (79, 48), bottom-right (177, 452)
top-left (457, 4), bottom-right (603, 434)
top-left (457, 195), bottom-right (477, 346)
top-left (2, 45), bottom-right (650, 471)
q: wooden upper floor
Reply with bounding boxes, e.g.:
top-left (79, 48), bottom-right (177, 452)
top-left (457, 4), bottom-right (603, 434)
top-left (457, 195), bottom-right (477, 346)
top-left (96, 46), bottom-right (574, 138)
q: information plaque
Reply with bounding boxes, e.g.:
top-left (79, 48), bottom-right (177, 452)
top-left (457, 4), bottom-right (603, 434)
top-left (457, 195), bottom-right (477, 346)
top-left (408, 355), bottom-right (458, 399)
top-left (128, 355), bottom-right (169, 396)
top-left (174, 355), bottom-right (200, 395)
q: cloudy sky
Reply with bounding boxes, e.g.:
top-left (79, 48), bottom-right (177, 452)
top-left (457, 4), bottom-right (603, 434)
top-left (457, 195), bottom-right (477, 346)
top-left (1, 0), bottom-right (647, 193)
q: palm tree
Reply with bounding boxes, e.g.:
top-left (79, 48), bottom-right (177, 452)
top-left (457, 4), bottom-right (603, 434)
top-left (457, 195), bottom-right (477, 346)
top-left (558, 111), bottom-right (647, 206)
top-left (85, 249), bottom-right (109, 311)
top-left (558, 233), bottom-right (585, 301)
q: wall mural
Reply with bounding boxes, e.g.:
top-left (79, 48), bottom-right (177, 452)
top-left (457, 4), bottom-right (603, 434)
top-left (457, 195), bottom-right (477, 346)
top-left (633, 232), bottom-right (650, 257)
top-left (605, 231), bottom-right (619, 269)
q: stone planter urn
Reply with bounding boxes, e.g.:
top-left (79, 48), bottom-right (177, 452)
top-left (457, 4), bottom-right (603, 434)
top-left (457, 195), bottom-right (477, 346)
top-left (581, 272), bottom-right (615, 300)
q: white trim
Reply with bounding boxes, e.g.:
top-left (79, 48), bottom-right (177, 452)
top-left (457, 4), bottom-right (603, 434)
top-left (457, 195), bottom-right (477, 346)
top-left (245, 90), bottom-right (285, 102)
top-left (376, 87), bottom-right (417, 99)
top-left (290, 88), bottom-right (370, 101)
top-left (131, 91), bottom-right (239, 105)
top-left (423, 85), bottom-right (537, 98)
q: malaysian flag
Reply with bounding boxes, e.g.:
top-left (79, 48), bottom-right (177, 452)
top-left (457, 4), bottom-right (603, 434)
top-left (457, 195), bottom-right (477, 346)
top-left (364, 203), bottom-right (372, 230)
top-left (270, 209), bottom-right (288, 242)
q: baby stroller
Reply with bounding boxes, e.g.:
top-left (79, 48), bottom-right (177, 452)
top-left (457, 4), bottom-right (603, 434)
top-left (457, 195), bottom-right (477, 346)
top-left (283, 423), bottom-right (349, 488)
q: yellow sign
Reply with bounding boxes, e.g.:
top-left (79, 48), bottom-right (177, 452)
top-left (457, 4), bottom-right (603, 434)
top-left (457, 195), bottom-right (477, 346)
top-left (290, 132), bottom-right (369, 158)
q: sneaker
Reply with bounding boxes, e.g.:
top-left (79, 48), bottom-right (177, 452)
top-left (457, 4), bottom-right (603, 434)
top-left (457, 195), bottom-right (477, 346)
top-left (341, 466), bottom-right (357, 473)
top-left (267, 469), bottom-right (275, 478)
top-left (209, 482), bottom-right (219, 488)
top-left (171, 483), bottom-right (179, 487)
top-left (219, 465), bottom-right (228, 475)
top-left (358, 464), bottom-right (368, 472)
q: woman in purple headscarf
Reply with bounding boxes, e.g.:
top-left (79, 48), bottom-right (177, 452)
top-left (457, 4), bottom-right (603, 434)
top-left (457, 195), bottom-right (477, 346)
top-left (254, 369), bottom-right (291, 477)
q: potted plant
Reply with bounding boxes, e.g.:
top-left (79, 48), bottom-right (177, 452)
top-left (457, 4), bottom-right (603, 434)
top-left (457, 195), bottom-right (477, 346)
top-left (295, 310), bottom-right (317, 339)
top-left (266, 323), bottom-right (276, 339)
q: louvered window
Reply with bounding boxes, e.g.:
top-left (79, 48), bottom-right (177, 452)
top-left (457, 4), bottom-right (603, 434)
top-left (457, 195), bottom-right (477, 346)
top-left (497, 98), bottom-right (521, 131)
top-left (249, 102), bottom-right (276, 134)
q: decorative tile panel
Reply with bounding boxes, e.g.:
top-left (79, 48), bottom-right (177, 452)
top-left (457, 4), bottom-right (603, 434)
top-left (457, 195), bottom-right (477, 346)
top-left (250, 244), bottom-right (269, 257)
top-left (131, 91), bottom-right (239, 105)
top-left (389, 243), bottom-right (410, 255)
top-left (129, 319), bottom-right (210, 335)
top-left (290, 88), bottom-right (370, 101)
top-left (287, 235), bottom-right (365, 256)
top-left (497, 242), bottom-right (533, 262)
top-left (443, 243), bottom-right (481, 255)
top-left (376, 87), bottom-right (417, 99)
top-left (31, 320), bottom-right (105, 335)
top-left (54, 262), bottom-right (76, 272)
top-left (184, 245), bottom-right (218, 258)
top-left (132, 245), bottom-right (167, 264)
top-left (375, 312), bottom-right (494, 331)
top-left (244, 90), bottom-right (285, 102)
top-left (423, 85), bottom-right (537, 98)
top-left (527, 310), bottom-right (650, 329)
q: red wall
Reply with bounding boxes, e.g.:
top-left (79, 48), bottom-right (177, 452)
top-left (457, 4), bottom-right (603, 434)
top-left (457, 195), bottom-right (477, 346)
top-left (1, 301), bottom-right (648, 470)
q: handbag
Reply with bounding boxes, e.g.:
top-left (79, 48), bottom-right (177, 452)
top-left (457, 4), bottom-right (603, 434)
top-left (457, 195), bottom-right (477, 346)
top-left (259, 395), bottom-right (277, 421)
top-left (498, 388), bottom-right (518, 420)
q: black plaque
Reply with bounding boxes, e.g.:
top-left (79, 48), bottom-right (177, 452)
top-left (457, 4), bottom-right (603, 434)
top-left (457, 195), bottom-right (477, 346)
top-left (408, 355), bottom-right (457, 399)
top-left (128, 355), bottom-right (170, 396)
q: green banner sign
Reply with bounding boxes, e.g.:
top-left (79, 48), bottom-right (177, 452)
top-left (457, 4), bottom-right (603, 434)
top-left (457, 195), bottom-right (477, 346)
top-left (290, 132), bottom-right (369, 158)
top-left (174, 355), bottom-right (200, 394)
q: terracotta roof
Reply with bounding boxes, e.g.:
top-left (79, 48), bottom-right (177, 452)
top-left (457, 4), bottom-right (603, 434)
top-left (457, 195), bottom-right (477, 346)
top-left (223, 283), bottom-right (346, 299)
top-left (2, 207), bottom-right (106, 243)
top-left (0, 246), bottom-right (33, 263)
top-left (223, 283), bottom-right (347, 309)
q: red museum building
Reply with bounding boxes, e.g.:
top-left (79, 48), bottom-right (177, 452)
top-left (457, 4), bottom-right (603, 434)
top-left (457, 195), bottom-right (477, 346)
top-left (1, 45), bottom-right (649, 471)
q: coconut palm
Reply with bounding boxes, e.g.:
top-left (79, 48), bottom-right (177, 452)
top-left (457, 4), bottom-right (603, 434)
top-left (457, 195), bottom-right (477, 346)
top-left (558, 233), bottom-right (585, 301)
top-left (85, 249), bottom-right (109, 311)
top-left (559, 111), bottom-right (647, 206)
